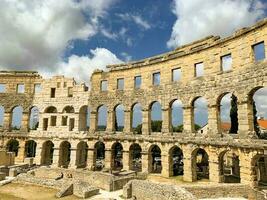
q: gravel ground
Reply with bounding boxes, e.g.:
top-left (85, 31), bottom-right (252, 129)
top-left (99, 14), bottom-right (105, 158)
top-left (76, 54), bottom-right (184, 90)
top-left (89, 189), bottom-right (123, 200)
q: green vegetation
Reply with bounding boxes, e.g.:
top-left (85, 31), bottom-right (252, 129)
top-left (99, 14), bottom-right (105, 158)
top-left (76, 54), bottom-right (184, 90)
top-left (151, 120), bottom-right (162, 132)
top-left (229, 94), bottom-right (238, 134)
top-left (133, 124), bottom-right (142, 134)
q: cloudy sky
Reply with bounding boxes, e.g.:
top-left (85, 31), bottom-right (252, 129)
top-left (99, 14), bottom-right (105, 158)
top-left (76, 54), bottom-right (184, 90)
top-left (1, 0), bottom-right (267, 127)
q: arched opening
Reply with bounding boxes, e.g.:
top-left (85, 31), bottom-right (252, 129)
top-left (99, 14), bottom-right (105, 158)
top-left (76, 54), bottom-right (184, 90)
top-left (0, 105), bottom-right (4, 128)
top-left (97, 105), bottom-right (107, 131)
top-left (129, 143), bottom-right (142, 171)
top-left (58, 141), bottom-right (71, 168)
top-left (29, 106), bottom-right (39, 130)
top-left (44, 106), bottom-right (57, 113)
top-left (79, 105), bottom-right (90, 131)
top-left (192, 148), bottom-right (209, 181)
top-left (95, 141), bottom-right (105, 171)
top-left (41, 141), bottom-right (54, 165)
top-left (76, 141), bottom-right (88, 168)
top-left (62, 106), bottom-right (75, 131)
top-left (131, 103), bottom-right (142, 134)
top-left (254, 155), bottom-right (267, 187)
top-left (114, 104), bottom-right (124, 132)
top-left (169, 146), bottom-right (183, 176)
top-left (170, 100), bottom-right (183, 133)
top-left (149, 145), bottom-right (162, 173)
top-left (192, 97), bottom-right (208, 133)
top-left (250, 87), bottom-right (267, 139)
top-left (219, 151), bottom-right (240, 183)
top-left (150, 102), bottom-right (162, 132)
top-left (112, 142), bottom-right (123, 170)
top-left (6, 139), bottom-right (19, 156)
top-left (11, 106), bottom-right (23, 130)
top-left (25, 140), bottom-right (37, 157)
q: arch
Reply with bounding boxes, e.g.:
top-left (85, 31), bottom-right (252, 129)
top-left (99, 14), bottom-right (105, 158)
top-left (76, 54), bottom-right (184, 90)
top-left (76, 141), bottom-right (88, 168)
top-left (131, 103), bottom-right (142, 134)
top-left (218, 150), bottom-right (240, 183)
top-left (97, 105), bottom-right (107, 131)
top-left (169, 146), bottom-right (183, 176)
top-left (41, 141), bottom-right (54, 165)
top-left (62, 106), bottom-right (75, 113)
top-left (252, 155), bottom-right (267, 187)
top-left (11, 106), bottom-right (23, 130)
top-left (0, 105), bottom-right (4, 127)
top-left (148, 144), bottom-right (162, 173)
top-left (6, 139), bottom-right (19, 156)
top-left (111, 142), bottom-right (123, 170)
top-left (25, 140), bottom-right (37, 157)
top-left (29, 106), bottom-right (39, 130)
top-left (150, 101), bottom-right (162, 132)
top-left (44, 106), bottom-right (57, 113)
top-left (114, 104), bottom-right (124, 132)
top-left (58, 141), bottom-right (71, 168)
top-left (192, 148), bottom-right (209, 181)
top-left (192, 97), bottom-right (208, 133)
top-left (79, 105), bottom-right (90, 131)
top-left (129, 143), bottom-right (142, 171)
top-left (94, 141), bottom-right (105, 171)
top-left (170, 99), bottom-right (183, 133)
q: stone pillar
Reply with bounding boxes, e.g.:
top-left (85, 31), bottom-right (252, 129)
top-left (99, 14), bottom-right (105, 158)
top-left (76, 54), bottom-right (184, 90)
top-left (240, 153), bottom-right (254, 186)
top-left (3, 112), bottom-right (11, 131)
top-left (86, 148), bottom-right (95, 170)
top-left (105, 149), bottom-right (112, 169)
top-left (89, 111), bottom-right (97, 133)
top-left (183, 149), bottom-right (194, 182)
top-left (69, 148), bottom-right (77, 169)
top-left (16, 140), bottom-right (26, 163)
top-left (34, 141), bottom-right (43, 165)
top-left (208, 105), bottom-right (219, 136)
top-left (37, 114), bottom-right (43, 131)
top-left (123, 151), bottom-right (130, 171)
top-left (161, 153), bottom-right (170, 177)
top-left (21, 112), bottom-right (29, 132)
top-left (106, 110), bottom-right (114, 132)
top-left (124, 110), bottom-right (131, 134)
top-left (141, 151), bottom-right (149, 173)
top-left (162, 108), bottom-right (170, 134)
top-left (238, 101), bottom-right (251, 137)
top-left (52, 145), bottom-right (60, 168)
top-left (209, 152), bottom-right (220, 183)
top-left (183, 106), bottom-right (193, 134)
top-left (142, 109), bottom-right (149, 135)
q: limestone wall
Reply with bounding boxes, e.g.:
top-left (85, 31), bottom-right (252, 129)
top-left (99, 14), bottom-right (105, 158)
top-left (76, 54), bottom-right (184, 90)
top-left (0, 150), bottom-right (15, 166)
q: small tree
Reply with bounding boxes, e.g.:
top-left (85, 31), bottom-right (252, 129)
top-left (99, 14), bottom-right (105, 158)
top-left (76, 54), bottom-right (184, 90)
top-left (229, 94), bottom-right (238, 134)
top-left (253, 100), bottom-right (260, 137)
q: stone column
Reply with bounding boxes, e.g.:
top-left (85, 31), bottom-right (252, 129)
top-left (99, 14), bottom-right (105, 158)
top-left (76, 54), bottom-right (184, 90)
top-left (3, 112), bottom-right (11, 131)
top-left (86, 148), bottom-right (95, 170)
top-left (208, 105), bottom-right (219, 136)
top-left (69, 148), bottom-right (77, 169)
top-left (16, 140), bottom-right (26, 163)
top-left (123, 151), bottom-right (130, 171)
top-left (105, 149), bottom-right (112, 169)
top-left (89, 111), bottom-right (97, 133)
top-left (106, 110), bottom-right (114, 132)
top-left (208, 151), bottom-right (220, 183)
top-left (21, 112), bottom-right (29, 132)
top-left (141, 151), bottom-right (149, 173)
top-left (142, 109), bottom-right (149, 135)
top-left (183, 106), bottom-right (193, 134)
top-left (124, 110), bottom-right (131, 134)
top-left (161, 153), bottom-right (171, 177)
top-left (37, 114), bottom-right (43, 131)
top-left (52, 145), bottom-right (60, 168)
top-left (183, 149), bottom-right (194, 182)
top-left (238, 101), bottom-right (251, 137)
top-left (162, 108), bottom-right (170, 135)
top-left (34, 141), bottom-right (43, 165)
top-left (240, 153), bottom-right (254, 186)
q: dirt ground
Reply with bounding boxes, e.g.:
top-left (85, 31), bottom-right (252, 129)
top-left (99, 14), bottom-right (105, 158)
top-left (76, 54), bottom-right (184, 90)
top-left (0, 183), bottom-right (79, 200)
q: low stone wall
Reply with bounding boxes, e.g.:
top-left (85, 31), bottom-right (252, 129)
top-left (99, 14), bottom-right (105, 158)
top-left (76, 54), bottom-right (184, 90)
top-left (182, 183), bottom-right (252, 199)
top-left (123, 180), bottom-right (197, 200)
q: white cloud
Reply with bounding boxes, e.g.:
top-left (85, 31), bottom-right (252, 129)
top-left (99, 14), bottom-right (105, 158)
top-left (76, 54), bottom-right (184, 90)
top-left (0, 0), bottom-right (118, 82)
top-left (120, 52), bottom-right (132, 62)
top-left (167, 0), bottom-right (266, 48)
top-left (117, 13), bottom-right (151, 30)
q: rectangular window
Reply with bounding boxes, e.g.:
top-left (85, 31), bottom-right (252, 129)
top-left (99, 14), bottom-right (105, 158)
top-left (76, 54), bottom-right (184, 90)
top-left (50, 88), bottom-right (56, 98)
top-left (172, 68), bottom-right (181, 82)
top-left (57, 82), bottom-right (61, 88)
top-left (153, 72), bottom-right (160, 86)
top-left (68, 87), bottom-right (73, 97)
top-left (17, 84), bottom-right (25, 93)
top-left (253, 42), bottom-right (265, 61)
top-left (62, 116), bottom-right (68, 126)
top-left (195, 62), bottom-right (204, 77)
top-left (221, 54), bottom-right (232, 72)
top-left (101, 80), bottom-right (108, 91)
top-left (134, 76), bottom-right (142, 89)
top-left (63, 82), bottom-right (67, 88)
top-left (34, 84), bottom-right (42, 94)
top-left (50, 116), bottom-right (57, 126)
top-left (117, 78), bottom-right (124, 90)
top-left (0, 84), bottom-right (6, 93)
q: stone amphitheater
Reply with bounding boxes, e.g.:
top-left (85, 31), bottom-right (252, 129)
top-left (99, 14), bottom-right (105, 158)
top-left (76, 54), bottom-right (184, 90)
top-left (1, 18), bottom-right (267, 200)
